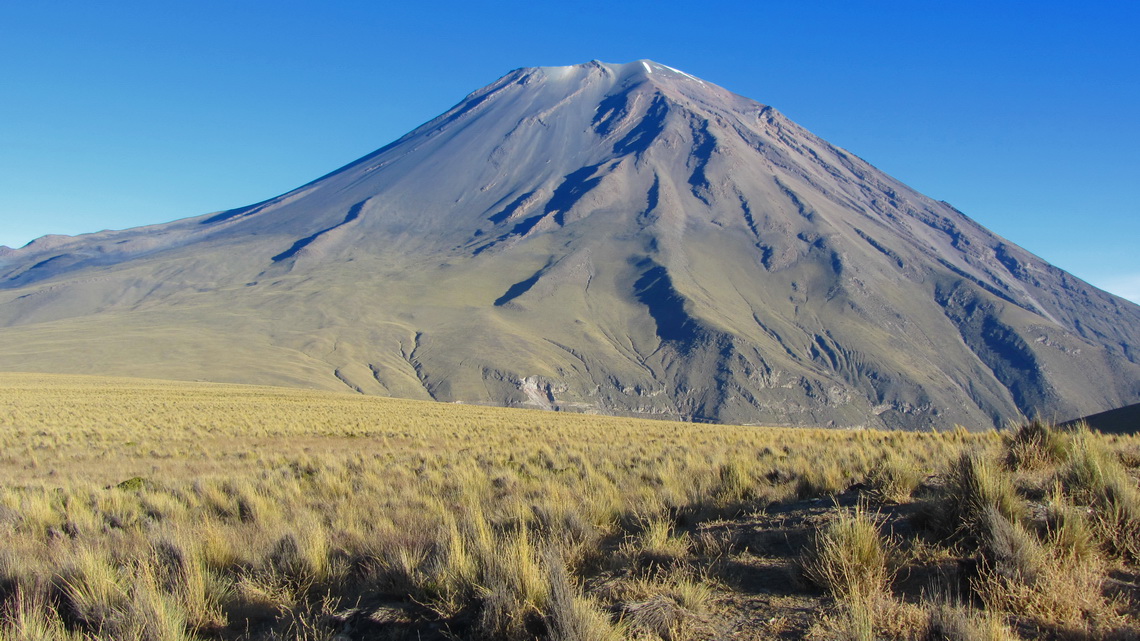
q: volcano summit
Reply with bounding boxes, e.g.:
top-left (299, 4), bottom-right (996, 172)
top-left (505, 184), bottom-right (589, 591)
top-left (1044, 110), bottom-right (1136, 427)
top-left (2, 60), bottom-right (1139, 428)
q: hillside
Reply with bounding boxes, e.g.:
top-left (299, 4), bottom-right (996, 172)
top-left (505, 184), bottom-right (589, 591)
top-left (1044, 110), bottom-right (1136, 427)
top-left (1063, 402), bottom-right (1140, 435)
top-left (2, 61), bottom-right (1140, 428)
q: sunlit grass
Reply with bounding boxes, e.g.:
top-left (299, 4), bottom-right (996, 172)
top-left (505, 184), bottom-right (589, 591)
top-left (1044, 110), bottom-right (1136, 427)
top-left (0, 372), bottom-right (1137, 640)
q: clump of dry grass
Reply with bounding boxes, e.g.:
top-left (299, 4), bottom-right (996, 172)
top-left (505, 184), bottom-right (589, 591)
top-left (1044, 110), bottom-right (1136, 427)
top-left (798, 503), bottom-right (922, 641)
top-left (1003, 419), bottom-right (1072, 471)
top-left (925, 599), bottom-right (1020, 641)
top-left (795, 463), bottom-right (851, 500)
top-left (608, 573), bottom-right (715, 641)
top-left (909, 420), bottom-right (1140, 640)
top-left (801, 503), bottom-right (891, 600)
top-left (1058, 428), bottom-right (1140, 561)
top-left (928, 450), bottom-right (1023, 541)
top-left (0, 589), bottom-right (86, 641)
top-left (972, 505), bottom-right (1111, 630)
top-left (620, 516), bottom-right (691, 570)
top-left (866, 453), bottom-right (923, 504)
top-left (545, 548), bottom-right (625, 641)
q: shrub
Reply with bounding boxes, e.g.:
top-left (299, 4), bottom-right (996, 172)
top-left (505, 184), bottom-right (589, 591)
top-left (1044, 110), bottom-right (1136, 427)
top-left (926, 600), bottom-right (1019, 641)
top-left (1060, 430), bottom-right (1140, 560)
top-left (801, 503), bottom-right (891, 600)
top-left (931, 451), bottom-right (1023, 540)
top-left (972, 505), bottom-right (1111, 629)
top-left (1003, 420), bottom-right (1071, 470)
top-left (866, 454), bottom-right (923, 504)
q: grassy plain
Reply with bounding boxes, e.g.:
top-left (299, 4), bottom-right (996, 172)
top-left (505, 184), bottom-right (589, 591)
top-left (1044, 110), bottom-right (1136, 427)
top-left (0, 372), bottom-right (1137, 640)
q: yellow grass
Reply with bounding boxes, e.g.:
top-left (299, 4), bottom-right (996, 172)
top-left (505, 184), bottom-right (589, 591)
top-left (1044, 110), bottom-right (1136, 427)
top-left (0, 372), bottom-right (1137, 640)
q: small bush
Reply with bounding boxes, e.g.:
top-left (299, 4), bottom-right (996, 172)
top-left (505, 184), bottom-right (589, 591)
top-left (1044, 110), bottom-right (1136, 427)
top-left (114, 477), bottom-right (149, 491)
top-left (932, 451), bottom-right (1023, 540)
top-left (1003, 420), bottom-right (1071, 470)
top-left (545, 549), bottom-right (624, 641)
top-left (866, 454), bottom-right (923, 504)
top-left (972, 505), bottom-right (1111, 629)
top-left (926, 600), bottom-right (1019, 641)
top-left (801, 504), bottom-right (891, 600)
top-left (1060, 430), bottom-right (1140, 560)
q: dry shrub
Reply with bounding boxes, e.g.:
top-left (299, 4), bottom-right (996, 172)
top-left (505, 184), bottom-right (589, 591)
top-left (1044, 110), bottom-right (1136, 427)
top-left (1003, 420), bottom-right (1071, 471)
top-left (931, 451), bottom-right (1023, 540)
top-left (801, 504), bottom-right (891, 600)
top-left (545, 549), bottom-right (624, 641)
top-left (866, 454), bottom-right (923, 504)
top-left (972, 506), bottom-right (1113, 632)
top-left (1059, 430), bottom-right (1140, 561)
top-left (926, 600), bottom-right (1019, 641)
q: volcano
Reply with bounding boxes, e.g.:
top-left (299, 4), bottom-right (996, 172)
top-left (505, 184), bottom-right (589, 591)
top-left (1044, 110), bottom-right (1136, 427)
top-left (3, 60), bottom-right (1139, 429)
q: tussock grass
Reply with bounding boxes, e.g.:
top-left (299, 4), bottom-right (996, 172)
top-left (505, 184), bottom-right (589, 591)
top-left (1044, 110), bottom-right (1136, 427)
top-left (907, 421), bottom-right (1140, 640)
top-left (971, 505), bottom-right (1112, 631)
top-left (801, 503), bottom-right (891, 600)
top-left (0, 589), bottom-right (84, 641)
top-left (545, 549), bottom-right (625, 641)
top-left (930, 450), bottom-right (1024, 540)
top-left (1003, 419), bottom-right (1073, 471)
top-left (0, 373), bottom-right (1137, 639)
top-left (1059, 428), bottom-right (1140, 561)
top-left (926, 600), bottom-right (1019, 641)
top-left (866, 453), bottom-right (923, 504)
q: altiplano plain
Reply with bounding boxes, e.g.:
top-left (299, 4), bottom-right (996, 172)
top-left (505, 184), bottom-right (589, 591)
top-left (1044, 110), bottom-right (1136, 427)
top-left (2, 372), bottom-right (1138, 640)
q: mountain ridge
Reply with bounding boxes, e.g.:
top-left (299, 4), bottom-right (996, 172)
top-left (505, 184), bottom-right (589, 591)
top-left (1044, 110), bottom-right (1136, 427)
top-left (2, 60), bottom-right (1139, 428)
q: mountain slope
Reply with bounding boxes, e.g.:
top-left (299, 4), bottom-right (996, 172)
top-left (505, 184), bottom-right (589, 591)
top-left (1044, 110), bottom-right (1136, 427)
top-left (2, 60), bottom-right (1139, 428)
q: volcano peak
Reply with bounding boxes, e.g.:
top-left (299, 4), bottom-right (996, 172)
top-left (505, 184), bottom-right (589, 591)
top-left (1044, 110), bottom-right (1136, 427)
top-left (2, 61), bottom-right (1139, 429)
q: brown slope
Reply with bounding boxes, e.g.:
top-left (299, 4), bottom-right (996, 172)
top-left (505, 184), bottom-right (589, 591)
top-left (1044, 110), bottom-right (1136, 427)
top-left (1062, 402), bottom-right (1140, 435)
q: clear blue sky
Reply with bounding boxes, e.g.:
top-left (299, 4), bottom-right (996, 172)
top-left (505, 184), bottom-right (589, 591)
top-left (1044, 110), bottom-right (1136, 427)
top-left (2, 1), bottom-right (1138, 302)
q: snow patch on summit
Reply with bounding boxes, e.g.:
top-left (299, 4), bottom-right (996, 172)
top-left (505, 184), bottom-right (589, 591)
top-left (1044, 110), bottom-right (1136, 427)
top-left (660, 64), bottom-right (704, 84)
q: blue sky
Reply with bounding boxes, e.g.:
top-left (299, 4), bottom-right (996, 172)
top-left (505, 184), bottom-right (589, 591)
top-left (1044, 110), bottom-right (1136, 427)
top-left (2, 1), bottom-right (1138, 302)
